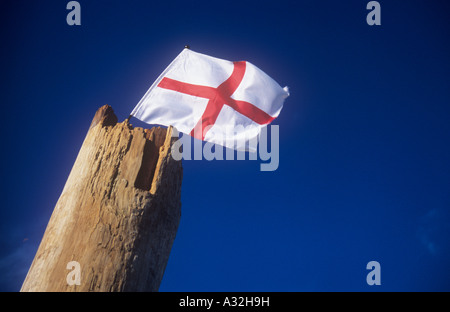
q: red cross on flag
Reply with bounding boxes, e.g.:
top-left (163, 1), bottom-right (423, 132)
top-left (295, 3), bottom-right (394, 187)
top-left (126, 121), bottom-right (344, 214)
top-left (131, 48), bottom-right (289, 151)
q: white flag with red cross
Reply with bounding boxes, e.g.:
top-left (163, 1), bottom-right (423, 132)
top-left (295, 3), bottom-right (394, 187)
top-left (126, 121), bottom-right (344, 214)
top-left (131, 48), bottom-right (289, 151)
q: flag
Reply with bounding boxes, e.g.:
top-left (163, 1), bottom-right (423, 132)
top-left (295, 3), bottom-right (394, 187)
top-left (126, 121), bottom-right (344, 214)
top-left (131, 48), bottom-right (289, 151)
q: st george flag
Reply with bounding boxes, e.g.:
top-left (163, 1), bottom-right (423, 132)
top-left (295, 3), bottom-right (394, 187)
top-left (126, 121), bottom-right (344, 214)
top-left (131, 48), bottom-right (289, 151)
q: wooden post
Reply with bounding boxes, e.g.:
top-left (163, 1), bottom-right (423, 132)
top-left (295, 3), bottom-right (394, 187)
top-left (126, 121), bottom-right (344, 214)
top-left (21, 105), bottom-right (183, 292)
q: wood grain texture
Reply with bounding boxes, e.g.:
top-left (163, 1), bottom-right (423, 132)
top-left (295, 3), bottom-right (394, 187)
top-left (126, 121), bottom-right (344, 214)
top-left (21, 105), bottom-right (182, 292)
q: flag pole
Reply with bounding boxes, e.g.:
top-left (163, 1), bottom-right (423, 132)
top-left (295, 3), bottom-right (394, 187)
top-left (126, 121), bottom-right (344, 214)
top-left (125, 114), bottom-right (132, 124)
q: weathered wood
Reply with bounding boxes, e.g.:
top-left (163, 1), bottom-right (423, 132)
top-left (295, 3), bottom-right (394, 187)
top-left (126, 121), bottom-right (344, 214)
top-left (21, 105), bottom-right (182, 292)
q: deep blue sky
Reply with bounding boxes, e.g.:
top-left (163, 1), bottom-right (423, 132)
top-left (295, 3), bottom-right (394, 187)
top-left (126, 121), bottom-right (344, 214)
top-left (1, 0), bottom-right (450, 291)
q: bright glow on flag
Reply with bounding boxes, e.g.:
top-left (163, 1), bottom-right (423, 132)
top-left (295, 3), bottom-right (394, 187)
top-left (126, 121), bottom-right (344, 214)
top-left (131, 48), bottom-right (289, 151)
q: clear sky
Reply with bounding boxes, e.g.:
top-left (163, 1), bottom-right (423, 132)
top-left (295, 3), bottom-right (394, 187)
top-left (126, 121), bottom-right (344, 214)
top-left (1, 0), bottom-right (450, 291)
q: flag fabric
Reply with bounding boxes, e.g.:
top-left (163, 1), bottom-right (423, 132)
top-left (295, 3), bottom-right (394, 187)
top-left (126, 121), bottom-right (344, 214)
top-left (131, 48), bottom-right (289, 151)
